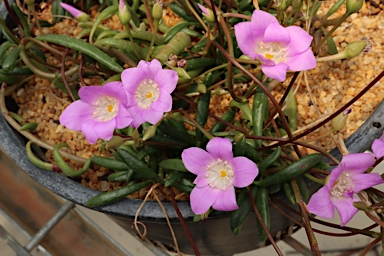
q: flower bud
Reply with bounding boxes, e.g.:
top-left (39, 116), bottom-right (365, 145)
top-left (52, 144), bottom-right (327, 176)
top-left (234, 132), bottom-right (245, 143)
top-left (106, 136), bottom-right (125, 149)
top-left (152, 2), bottom-right (163, 20)
top-left (24, 0), bottom-right (34, 5)
top-left (173, 67), bottom-right (190, 79)
top-left (346, 0), bottom-right (364, 15)
top-left (211, 88), bottom-right (228, 95)
top-left (353, 201), bottom-right (369, 211)
top-left (118, 0), bottom-right (131, 24)
top-left (331, 108), bottom-right (351, 132)
top-left (60, 3), bottom-right (89, 22)
top-left (197, 83), bottom-right (207, 94)
top-left (197, 4), bottom-right (215, 22)
top-left (344, 41), bottom-right (368, 58)
top-left (143, 126), bottom-right (157, 141)
top-left (177, 59), bottom-right (187, 68)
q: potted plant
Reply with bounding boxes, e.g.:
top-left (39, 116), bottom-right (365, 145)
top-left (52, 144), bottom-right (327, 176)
top-left (0, 0), bottom-right (383, 255)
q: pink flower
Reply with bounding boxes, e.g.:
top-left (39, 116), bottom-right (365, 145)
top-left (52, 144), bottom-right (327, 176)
top-left (121, 59), bottom-right (178, 127)
top-left (234, 10), bottom-right (316, 82)
top-left (59, 82), bottom-right (133, 144)
top-left (60, 3), bottom-right (89, 22)
top-left (181, 138), bottom-right (259, 214)
top-left (372, 132), bottom-right (384, 159)
top-left (306, 153), bottom-right (384, 226)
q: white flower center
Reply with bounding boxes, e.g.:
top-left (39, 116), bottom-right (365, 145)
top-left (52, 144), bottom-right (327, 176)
top-left (92, 96), bottom-right (119, 122)
top-left (330, 171), bottom-right (354, 199)
top-left (206, 159), bottom-right (234, 190)
top-left (135, 79), bottom-right (160, 109)
top-left (256, 42), bottom-right (287, 64)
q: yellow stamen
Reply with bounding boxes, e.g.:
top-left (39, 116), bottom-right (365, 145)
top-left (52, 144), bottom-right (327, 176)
top-left (265, 53), bottom-right (274, 59)
top-left (107, 105), bottom-right (113, 112)
top-left (146, 92), bottom-right (153, 98)
top-left (220, 170), bottom-right (227, 177)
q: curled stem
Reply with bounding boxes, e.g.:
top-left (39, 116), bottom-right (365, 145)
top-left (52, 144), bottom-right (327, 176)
top-left (53, 143), bottom-right (92, 177)
top-left (26, 141), bottom-right (54, 171)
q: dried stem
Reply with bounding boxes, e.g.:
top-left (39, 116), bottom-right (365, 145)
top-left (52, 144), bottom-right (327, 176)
top-left (247, 189), bottom-right (283, 256)
top-left (358, 236), bottom-right (380, 256)
top-left (291, 179), bottom-right (321, 255)
top-left (61, 48), bottom-right (76, 102)
top-left (274, 198), bottom-right (380, 237)
top-left (166, 187), bottom-right (201, 256)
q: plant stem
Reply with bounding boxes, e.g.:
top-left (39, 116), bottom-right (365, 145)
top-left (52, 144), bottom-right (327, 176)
top-left (247, 190), bottom-right (284, 256)
top-left (291, 179), bottom-right (321, 255)
top-left (166, 187), bottom-right (201, 256)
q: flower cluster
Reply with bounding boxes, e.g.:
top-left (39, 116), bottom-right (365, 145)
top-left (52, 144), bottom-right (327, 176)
top-left (60, 59), bottom-right (177, 143)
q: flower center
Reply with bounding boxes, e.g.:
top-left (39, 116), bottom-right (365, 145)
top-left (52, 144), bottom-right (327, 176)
top-left (93, 96), bottom-right (120, 122)
top-left (256, 42), bottom-right (287, 64)
top-left (330, 171), bottom-right (354, 199)
top-left (135, 79), bottom-right (160, 109)
top-left (205, 159), bottom-right (234, 190)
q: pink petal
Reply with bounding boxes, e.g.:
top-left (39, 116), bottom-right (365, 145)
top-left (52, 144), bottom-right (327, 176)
top-left (121, 68), bottom-right (146, 94)
top-left (60, 3), bottom-right (84, 18)
top-left (197, 3), bottom-right (209, 15)
top-left (119, 0), bottom-right (125, 13)
top-left (306, 186), bottom-right (334, 219)
top-left (332, 196), bottom-right (359, 226)
top-left (181, 147), bottom-right (214, 175)
top-left (78, 85), bottom-right (108, 105)
top-left (341, 153), bottom-right (376, 174)
top-left (93, 120), bottom-right (117, 141)
top-left (261, 62), bottom-right (289, 82)
top-left (190, 186), bottom-right (219, 214)
top-left (154, 69), bottom-right (178, 94)
top-left (212, 186), bottom-right (238, 212)
top-left (234, 22), bottom-right (260, 60)
top-left (193, 174), bottom-right (209, 188)
top-left (351, 173), bottom-right (384, 192)
top-left (59, 101), bottom-right (94, 130)
top-left (206, 137), bottom-right (233, 161)
top-left (115, 105), bottom-right (133, 128)
top-left (372, 138), bottom-right (384, 159)
top-left (263, 23), bottom-right (290, 44)
top-left (141, 109), bottom-right (164, 124)
top-left (138, 59), bottom-right (162, 79)
top-left (251, 10), bottom-right (278, 35)
top-left (104, 81), bottom-right (128, 106)
top-left (231, 157), bottom-right (259, 187)
top-left (151, 90), bottom-right (173, 112)
top-left (81, 121), bottom-right (100, 144)
top-left (128, 106), bottom-right (146, 127)
top-left (328, 165), bottom-right (344, 189)
top-left (285, 48), bottom-right (316, 72)
top-left (286, 26), bottom-right (313, 56)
